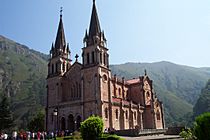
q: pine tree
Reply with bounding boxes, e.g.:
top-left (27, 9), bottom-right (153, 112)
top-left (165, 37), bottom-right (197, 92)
top-left (0, 95), bottom-right (14, 131)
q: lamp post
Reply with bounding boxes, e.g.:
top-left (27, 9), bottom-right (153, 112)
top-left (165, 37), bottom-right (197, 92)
top-left (53, 108), bottom-right (58, 139)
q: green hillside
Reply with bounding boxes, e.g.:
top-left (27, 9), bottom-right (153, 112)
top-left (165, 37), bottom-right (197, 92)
top-left (0, 35), bottom-right (48, 128)
top-left (193, 79), bottom-right (210, 117)
top-left (1, 35), bottom-right (210, 128)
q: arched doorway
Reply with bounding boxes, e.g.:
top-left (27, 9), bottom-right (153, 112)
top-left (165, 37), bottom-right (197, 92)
top-left (76, 116), bottom-right (81, 130)
top-left (61, 117), bottom-right (66, 131)
top-left (68, 114), bottom-right (74, 132)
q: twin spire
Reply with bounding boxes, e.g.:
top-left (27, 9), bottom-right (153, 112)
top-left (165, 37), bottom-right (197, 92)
top-left (84, 0), bottom-right (106, 46)
top-left (88, 0), bottom-right (101, 38)
top-left (51, 0), bottom-right (105, 57)
top-left (50, 7), bottom-right (69, 57)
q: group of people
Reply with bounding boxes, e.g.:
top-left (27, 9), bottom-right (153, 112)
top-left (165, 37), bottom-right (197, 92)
top-left (0, 131), bottom-right (57, 140)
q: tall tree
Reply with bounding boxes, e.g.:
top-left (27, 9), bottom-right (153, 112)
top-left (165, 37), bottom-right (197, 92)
top-left (27, 111), bottom-right (45, 132)
top-left (0, 95), bottom-right (14, 131)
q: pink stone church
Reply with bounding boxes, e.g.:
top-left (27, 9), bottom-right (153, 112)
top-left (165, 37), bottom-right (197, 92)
top-left (46, 1), bottom-right (165, 132)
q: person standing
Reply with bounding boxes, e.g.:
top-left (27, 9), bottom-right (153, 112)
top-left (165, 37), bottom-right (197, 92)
top-left (12, 131), bottom-right (17, 140)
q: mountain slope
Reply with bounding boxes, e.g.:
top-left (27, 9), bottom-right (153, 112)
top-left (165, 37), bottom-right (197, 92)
top-left (193, 79), bottom-right (210, 117)
top-left (0, 35), bottom-right (48, 128)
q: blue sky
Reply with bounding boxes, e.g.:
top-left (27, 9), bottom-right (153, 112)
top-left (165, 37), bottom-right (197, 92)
top-left (1, 0), bottom-right (210, 67)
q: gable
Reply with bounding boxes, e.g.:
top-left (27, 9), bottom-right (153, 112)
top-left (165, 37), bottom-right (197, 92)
top-left (64, 62), bottom-right (82, 78)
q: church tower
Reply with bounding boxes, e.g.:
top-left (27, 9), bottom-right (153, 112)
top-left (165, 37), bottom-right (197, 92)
top-left (48, 10), bottom-right (71, 78)
top-left (81, 0), bottom-right (111, 120)
top-left (46, 10), bottom-right (71, 131)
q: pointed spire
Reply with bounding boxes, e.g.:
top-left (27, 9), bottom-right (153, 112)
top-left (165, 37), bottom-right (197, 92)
top-left (55, 7), bottom-right (66, 50)
top-left (84, 29), bottom-right (88, 42)
top-left (50, 42), bottom-right (54, 55)
top-left (144, 69), bottom-right (147, 76)
top-left (67, 43), bottom-right (70, 53)
top-left (88, 0), bottom-right (101, 38)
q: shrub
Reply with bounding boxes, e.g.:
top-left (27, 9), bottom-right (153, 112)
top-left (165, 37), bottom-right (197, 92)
top-left (99, 134), bottom-right (125, 140)
top-left (194, 112), bottom-right (210, 140)
top-left (106, 135), bottom-right (122, 140)
top-left (179, 128), bottom-right (195, 140)
top-left (80, 116), bottom-right (104, 140)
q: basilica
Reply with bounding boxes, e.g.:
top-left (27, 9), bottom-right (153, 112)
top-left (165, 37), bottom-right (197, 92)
top-left (46, 1), bottom-right (165, 132)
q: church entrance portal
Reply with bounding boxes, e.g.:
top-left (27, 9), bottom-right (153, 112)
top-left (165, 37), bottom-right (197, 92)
top-left (68, 114), bottom-right (74, 132)
top-left (61, 117), bottom-right (66, 130)
top-left (76, 116), bottom-right (81, 130)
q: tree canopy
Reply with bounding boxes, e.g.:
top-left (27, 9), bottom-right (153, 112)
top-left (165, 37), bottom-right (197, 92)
top-left (27, 111), bottom-right (45, 132)
top-left (0, 95), bottom-right (14, 132)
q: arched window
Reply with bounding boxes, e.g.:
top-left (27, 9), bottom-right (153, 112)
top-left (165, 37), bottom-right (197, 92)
top-left (122, 89), bottom-right (125, 99)
top-left (92, 51), bottom-right (95, 63)
top-left (100, 52), bottom-right (102, 64)
top-left (62, 62), bottom-right (65, 72)
top-left (105, 108), bottom-right (108, 119)
top-left (115, 109), bottom-right (118, 119)
top-left (104, 53), bottom-right (106, 65)
top-left (71, 88), bottom-right (73, 98)
top-left (156, 110), bottom-right (161, 120)
top-left (76, 82), bottom-right (79, 98)
top-left (56, 62), bottom-right (58, 73)
top-left (79, 84), bottom-right (81, 98)
top-left (118, 88), bottom-right (121, 97)
top-left (87, 53), bottom-right (90, 64)
top-left (73, 85), bottom-right (76, 98)
top-left (146, 92), bottom-right (150, 99)
top-left (125, 110), bottom-right (128, 119)
top-left (113, 86), bottom-right (116, 97)
top-left (134, 111), bottom-right (137, 120)
top-left (126, 90), bottom-right (129, 100)
top-left (52, 64), bottom-right (54, 74)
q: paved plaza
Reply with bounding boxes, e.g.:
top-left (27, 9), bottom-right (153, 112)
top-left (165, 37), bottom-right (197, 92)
top-left (122, 135), bottom-right (183, 140)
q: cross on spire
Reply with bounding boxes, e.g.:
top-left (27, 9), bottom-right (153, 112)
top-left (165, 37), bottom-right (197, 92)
top-left (60, 7), bottom-right (63, 17)
top-left (75, 54), bottom-right (79, 62)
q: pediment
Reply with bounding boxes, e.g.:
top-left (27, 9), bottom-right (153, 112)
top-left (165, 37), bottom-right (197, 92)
top-left (64, 62), bottom-right (82, 77)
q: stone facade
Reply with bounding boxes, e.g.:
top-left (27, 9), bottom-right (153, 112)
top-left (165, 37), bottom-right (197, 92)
top-left (46, 1), bottom-right (165, 132)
